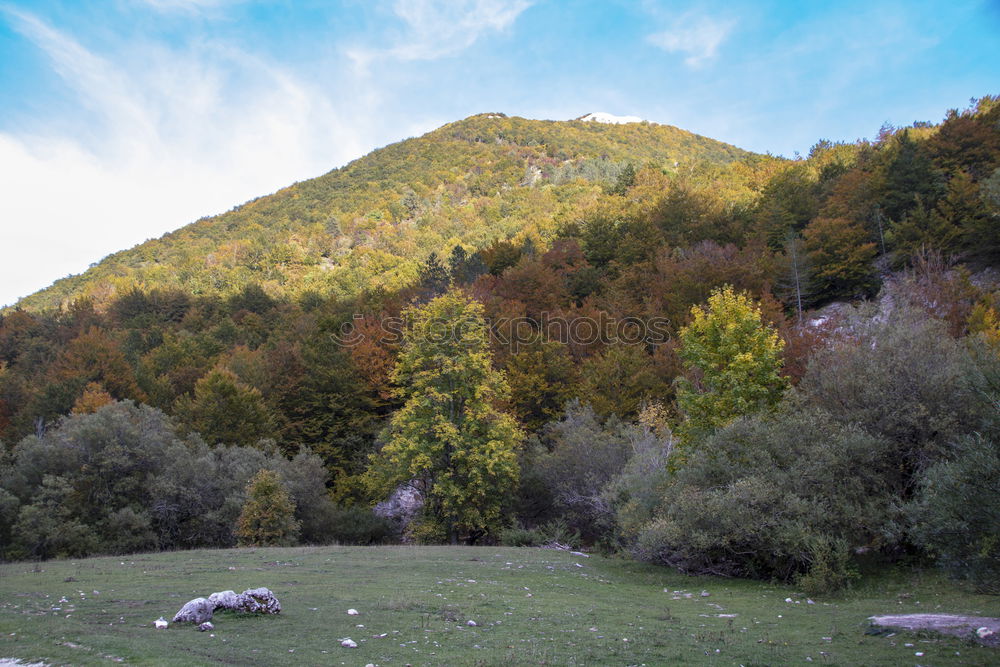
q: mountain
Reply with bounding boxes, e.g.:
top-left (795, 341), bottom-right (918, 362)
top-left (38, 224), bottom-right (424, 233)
top-left (12, 113), bottom-right (756, 312)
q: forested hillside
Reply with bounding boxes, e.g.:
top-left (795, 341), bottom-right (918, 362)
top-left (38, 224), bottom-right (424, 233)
top-left (2, 98), bottom-right (999, 593)
top-left (13, 113), bottom-right (752, 312)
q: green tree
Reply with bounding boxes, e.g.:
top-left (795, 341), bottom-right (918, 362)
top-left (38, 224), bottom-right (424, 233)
top-left (675, 286), bottom-right (788, 447)
top-left (235, 469), bottom-right (301, 547)
top-left (365, 291), bottom-right (523, 543)
top-left (173, 368), bottom-right (278, 447)
top-left (803, 214), bottom-right (878, 303)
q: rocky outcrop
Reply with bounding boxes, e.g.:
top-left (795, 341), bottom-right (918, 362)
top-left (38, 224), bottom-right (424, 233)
top-left (868, 614), bottom-right (1000, 645)
top-left (172, 587), bottom-right (281, 625)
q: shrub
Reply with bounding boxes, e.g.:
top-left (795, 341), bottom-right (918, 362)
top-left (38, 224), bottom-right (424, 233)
top-left (317, 505), bottom-right (396, 545)
top-left (499, 519), bottom-right (581, 548)
top-left (499, 525), bottom-right (546, 547)
top-left (909, 433), bottom-right (1000, 594)
top-left (798, 301), bottom-right (984, 488)
top-left (10, 475), bottom-right (99, 560)
top-left (1, 401), bottom-right (346, 559)
top-left (629, 407), bottom-right (892, 587)
top-left (524, 402), bottom-right (633, 545)
top-left (235, 469), bottom-right (301, 547)
top-left (795, 536), bottom-right (858, 596)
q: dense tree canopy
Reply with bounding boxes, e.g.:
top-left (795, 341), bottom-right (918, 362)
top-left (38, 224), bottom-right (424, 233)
top-left (364, 291), bottom-right (523, 543)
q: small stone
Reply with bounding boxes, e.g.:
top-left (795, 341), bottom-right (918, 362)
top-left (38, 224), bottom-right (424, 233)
top-left (154, 617), bottom-right (168, 629)
top-left (467, 620), bottom-right (478, 627)
top-left (806, 599), bottom-right (815, 605)
top-left (977, 626), bottom-right (995, 639)
top-left (700, 591), bottom-right (710, 597)
top-left (915, 652), bottom-right (924, 657)
top-left (341, 638), bottom-right (358, 648)
top-left (347, 608), bottom-right (360, 615)
top-left (198, 622), bottom-right (214, 632)
top-left (785, 597), bottom-right (793, 603)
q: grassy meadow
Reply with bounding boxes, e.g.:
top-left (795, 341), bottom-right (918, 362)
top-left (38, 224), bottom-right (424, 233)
top-left (1, 546), bottom-right (998, 666)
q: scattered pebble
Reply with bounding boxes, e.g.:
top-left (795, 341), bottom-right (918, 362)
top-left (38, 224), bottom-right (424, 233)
top-left (198, 622), bottom-right (213, 632)
top-left (700, 591), bottom-right (710, 597)
top-left (341, 638), bottom-right (358, 648)
top-left (467, 620), bottom-right (477, 627)
top-left (154, 617), bottom-right (168, 629)
top-left (347, 609), bottom-right (359, 616)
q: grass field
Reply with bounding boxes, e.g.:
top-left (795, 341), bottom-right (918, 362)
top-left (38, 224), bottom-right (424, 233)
top-left (1, 546), bottom-right (997, 666)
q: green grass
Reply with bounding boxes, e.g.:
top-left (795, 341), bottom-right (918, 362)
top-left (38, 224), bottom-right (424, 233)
top-left (0, 546), bottom-right (997, 666)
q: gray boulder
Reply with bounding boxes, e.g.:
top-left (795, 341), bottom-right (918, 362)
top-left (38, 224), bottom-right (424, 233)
top-left (208, 590), bottom-right (239, 610)
top-left (172, 587), bottom-right (281, 626)
top-left (232, 587), bottom-right (281, 614)
top-left (172, 597), bottom-right (214, 624)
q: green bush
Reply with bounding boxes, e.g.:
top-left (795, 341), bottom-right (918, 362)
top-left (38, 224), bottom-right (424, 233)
top-left (795, 537), bottom-right (858, 596)
top-left (519, 402), bottom-right (635, 545)
top-left (909, 433), bottom-right (1000, 594)
top-left (316, 505), bottom-right (396, 545)
top-left (629, 407), bottom-right (892, 587)
top-left (10, 475), bottom-right (99, 560)
top-left (499, 519), bottom-right (581, 548)
top-left (0, 401), bottom-right (349, 559)
top-left (499, 525), bottom-right (546, 547)
top-left (798, 301), bottom-right (984, 485)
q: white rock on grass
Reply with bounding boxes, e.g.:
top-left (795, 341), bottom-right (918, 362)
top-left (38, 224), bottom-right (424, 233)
top-left (347, 608), bottom-right (359, 615)
top-left (208, 590), bottom-right (239, 610)
top-left (467, 620), bottom-right (478, 627)
top-left (173, 587), bottom-right (281, 625)
top-left (172, 598), bottom-right (214, 624)
top-left (234, 588), bottom-right (281, 614)
top-left (154, 617), bottom-right (169, 629)
top-left (198, 622), bottom-right (214, 632)
top-left (340, 638), bottom-right (358, 648)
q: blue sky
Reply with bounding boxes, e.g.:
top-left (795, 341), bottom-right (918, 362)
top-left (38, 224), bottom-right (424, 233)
top-left (1, 0), bottom-right (998, 307)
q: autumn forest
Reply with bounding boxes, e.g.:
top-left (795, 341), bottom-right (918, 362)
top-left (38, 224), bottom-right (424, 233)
top-left (2, 98), bottom-right (999, 595)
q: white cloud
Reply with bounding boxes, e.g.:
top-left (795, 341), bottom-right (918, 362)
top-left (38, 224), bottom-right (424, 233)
top-left (0, 9), bottom-right (379, 307)
top-left (648, 12), bottom-right (735, 67)
top-left (137, 0), bottom-right (236, 14)
top-left (349, 0), bottom-right (533, 66)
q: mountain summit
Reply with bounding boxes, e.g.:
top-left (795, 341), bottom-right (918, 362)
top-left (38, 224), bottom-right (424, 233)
top-left (576, 112), bottom-right (646, 124)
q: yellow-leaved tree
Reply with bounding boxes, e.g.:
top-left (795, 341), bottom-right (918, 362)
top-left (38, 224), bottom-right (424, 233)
top-left (235, 469), bottom-right (300, 547)
top-left (675, 285), bottom-right (788, 451)
top-left (365, 291), bottom-right (523, 544)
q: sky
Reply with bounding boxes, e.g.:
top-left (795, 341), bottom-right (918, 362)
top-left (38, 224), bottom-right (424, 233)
top-left (1, 0), bottom-right (998, 308)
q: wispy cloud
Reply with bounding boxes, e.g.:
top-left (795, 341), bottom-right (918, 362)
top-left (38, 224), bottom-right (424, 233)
top-left (349, 0), bottom-right (533, 67)
top-left (0, 8), bottom-right (378, 306)
top-left (647, 12), bottom-right (735, 67)
top-left (137, 0), bottom-right (237, 14)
